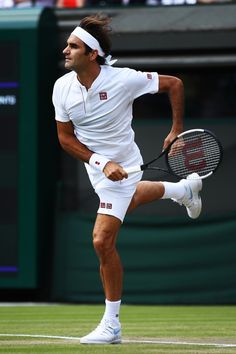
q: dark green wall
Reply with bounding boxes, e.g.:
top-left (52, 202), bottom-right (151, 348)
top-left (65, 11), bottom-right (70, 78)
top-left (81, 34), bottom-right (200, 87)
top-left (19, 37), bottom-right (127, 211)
top-left (0, 8), bottom-right (58, 291)
top-left (52, 212), bottom-right (236, 304)
top-left (51, 119), bottom-right (236, 304)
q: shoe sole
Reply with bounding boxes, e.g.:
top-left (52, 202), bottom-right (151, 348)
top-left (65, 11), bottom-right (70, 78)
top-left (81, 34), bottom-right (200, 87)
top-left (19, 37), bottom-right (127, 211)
top-left (186, 174), bottom-right (202, 219)
top-left (188, 182), bottom-right (202, 219)
top-left (187, 193), bottom-right (202, 219)
top-left (80, 339), bottom-right (122, 344)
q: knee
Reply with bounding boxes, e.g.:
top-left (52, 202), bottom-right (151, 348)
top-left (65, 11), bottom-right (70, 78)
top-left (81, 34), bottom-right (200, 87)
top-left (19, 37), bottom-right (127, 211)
top-left (93, 228), bottom-right (115, 258)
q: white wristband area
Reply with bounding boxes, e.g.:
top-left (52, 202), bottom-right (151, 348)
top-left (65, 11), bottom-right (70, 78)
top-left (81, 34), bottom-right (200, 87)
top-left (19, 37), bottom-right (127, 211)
top-left (89, 153), bottom-right (110, 172)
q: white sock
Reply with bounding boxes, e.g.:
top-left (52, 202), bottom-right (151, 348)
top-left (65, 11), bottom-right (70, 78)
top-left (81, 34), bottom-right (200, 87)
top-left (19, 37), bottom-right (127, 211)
top-left (161, 181), bottom-right (185, 200)
top-left (102, 299), bottom-right (121, 325)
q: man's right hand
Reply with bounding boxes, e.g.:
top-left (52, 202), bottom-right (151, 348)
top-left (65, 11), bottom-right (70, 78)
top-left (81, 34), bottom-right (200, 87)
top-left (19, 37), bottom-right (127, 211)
top-left (103, 161), bottom-right (128, 181)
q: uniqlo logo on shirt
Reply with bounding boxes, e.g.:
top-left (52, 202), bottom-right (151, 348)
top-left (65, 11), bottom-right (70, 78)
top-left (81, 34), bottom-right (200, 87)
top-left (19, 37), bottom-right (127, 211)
top-left (106, 203), bottom-right (112, 209)
top-left (99, 92), bottom-right (107, 100)
top-left (147, 73), bottom-right (152, 80)
top-left (100, 202), bottom-right (106, 208)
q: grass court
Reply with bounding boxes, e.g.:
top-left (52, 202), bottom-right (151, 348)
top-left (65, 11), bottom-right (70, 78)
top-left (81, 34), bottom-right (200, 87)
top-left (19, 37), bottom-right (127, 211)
top-left (0, 304), bottom-right (236, 353)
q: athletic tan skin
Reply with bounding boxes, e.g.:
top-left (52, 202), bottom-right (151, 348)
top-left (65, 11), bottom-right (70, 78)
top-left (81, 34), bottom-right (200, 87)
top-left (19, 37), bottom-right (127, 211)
top-left (56, 34), bottom-right (184, 302)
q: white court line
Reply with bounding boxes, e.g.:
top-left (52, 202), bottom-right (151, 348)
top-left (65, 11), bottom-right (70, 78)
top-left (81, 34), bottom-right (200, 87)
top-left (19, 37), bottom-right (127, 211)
top-left (0, 334), bottom-right (236, 347)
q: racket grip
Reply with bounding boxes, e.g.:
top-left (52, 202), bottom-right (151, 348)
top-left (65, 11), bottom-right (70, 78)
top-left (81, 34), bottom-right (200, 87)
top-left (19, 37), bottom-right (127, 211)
top-left (124, 165), bottom-right (142, 174)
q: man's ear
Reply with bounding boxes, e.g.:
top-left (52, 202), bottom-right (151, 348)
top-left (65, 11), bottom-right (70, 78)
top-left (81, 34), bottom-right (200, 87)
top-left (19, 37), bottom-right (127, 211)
top-left (90, 49), bottom-right (99, 62)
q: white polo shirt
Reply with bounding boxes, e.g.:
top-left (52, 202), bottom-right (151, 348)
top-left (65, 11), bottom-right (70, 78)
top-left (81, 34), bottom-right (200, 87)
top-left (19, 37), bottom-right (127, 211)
top-left (53, 65), bottom-right (159, 188)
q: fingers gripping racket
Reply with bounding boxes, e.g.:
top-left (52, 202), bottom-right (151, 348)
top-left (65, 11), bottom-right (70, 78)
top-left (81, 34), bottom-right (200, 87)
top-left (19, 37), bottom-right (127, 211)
top-left (124, 129), bottom-right (223, 179)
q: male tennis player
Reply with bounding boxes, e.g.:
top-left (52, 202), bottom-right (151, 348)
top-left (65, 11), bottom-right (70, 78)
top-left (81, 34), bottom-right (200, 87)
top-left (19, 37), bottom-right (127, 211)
top-left (52, 13), bottom-right (202, 345)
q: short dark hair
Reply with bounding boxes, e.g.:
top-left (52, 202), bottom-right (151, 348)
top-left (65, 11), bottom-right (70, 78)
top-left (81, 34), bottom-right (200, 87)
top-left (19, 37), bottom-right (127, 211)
top-left (79, 13), bottom-right (112, 65)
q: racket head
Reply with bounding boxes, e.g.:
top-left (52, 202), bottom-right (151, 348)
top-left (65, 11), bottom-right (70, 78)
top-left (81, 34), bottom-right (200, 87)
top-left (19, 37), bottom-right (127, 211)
top-left (165, 129), bottom-right (223, 179)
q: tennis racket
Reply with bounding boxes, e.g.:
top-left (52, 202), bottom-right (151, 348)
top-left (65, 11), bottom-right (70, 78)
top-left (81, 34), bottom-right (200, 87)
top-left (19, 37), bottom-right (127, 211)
top-left (124, 129), bottom-right (223, 180)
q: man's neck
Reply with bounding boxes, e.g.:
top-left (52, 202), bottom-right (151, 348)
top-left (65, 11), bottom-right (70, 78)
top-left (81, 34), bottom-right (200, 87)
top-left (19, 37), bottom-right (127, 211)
top-left (77, 64), bottom-right (101, 90)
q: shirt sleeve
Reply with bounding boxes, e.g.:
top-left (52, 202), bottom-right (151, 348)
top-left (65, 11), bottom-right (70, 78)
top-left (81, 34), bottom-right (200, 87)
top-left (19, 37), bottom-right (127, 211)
top-left (123, 69), bottom-right (159, 100)
top-left (52, 79), bottom-right (70, 122)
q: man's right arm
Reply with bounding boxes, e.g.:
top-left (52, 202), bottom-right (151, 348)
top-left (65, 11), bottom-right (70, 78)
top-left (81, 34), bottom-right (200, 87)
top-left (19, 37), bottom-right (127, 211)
top-left (56, 121), bottom-right (93, 162)
top-left (56, 121), bottom-right (128, 181)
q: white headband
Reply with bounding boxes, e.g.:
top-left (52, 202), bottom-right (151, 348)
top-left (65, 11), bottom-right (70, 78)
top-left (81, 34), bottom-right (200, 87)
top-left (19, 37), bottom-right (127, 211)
top-left (71, 26), bottom-right (117, 66)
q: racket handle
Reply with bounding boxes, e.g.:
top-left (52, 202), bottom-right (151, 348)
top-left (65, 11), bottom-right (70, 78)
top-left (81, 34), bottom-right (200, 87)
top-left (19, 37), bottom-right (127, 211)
top-left (124, 165), bottom-right (142, 174)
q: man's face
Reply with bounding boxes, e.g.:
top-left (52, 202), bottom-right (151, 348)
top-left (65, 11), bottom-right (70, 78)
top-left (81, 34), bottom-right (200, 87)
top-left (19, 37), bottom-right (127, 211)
top-left (63, 35), bottom-right (90, 71)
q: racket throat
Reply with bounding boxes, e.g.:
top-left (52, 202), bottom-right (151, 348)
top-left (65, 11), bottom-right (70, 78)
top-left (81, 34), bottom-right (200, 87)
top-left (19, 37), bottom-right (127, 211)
top-left (141, 164), bottom-right (149, 171)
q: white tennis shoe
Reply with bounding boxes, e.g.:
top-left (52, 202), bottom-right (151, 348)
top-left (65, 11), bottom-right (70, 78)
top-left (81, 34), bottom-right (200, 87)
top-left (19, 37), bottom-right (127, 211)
top-left (80, 319), bottom-right (122, 344)
top-left (172, 173), bottom-right (202, 219)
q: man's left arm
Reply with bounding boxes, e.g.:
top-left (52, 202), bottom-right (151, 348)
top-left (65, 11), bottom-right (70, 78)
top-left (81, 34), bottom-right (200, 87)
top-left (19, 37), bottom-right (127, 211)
top-left (158, 75), bottom-right (184, 150)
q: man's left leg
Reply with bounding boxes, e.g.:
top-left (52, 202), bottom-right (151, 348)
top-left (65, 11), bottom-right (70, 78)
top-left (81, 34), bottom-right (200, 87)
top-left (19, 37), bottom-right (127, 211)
top-left (93, 214), bottom-right (123, 301)
top-left (128, 173), bottom-right (202, 219)
top-left (80, 214), bottom-right (123, 344)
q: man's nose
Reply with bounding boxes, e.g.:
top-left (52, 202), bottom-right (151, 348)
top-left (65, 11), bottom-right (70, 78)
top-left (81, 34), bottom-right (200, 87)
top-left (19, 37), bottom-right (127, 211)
top-left (63, 46), bottom-right (69, 54)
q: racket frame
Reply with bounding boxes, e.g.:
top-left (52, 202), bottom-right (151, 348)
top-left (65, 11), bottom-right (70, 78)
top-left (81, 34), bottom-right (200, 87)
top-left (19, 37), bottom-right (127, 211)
top-left (124, 128), bottom-right (223, 179)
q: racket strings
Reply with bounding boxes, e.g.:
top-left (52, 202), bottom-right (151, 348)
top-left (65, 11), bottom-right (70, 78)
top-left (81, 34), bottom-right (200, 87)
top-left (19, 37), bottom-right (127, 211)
top-left (167, 131), bottom-right (222, 178)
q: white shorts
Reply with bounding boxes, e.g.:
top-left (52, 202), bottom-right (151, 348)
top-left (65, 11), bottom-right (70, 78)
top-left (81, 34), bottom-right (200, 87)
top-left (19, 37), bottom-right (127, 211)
top-left (85, 144), bottom-right (143, 222)
top-left (95, 173), bottom-right (142, 222)
top-left (85, 147), bottom-right (143, 222)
